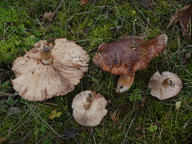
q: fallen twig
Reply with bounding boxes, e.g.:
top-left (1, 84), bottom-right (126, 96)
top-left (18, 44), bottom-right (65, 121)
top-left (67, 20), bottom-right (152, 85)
top-left (0, 92), bottom-right (16, 97)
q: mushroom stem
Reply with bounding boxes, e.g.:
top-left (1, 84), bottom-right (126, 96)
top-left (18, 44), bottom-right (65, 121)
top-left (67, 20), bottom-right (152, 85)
top-left (162, 78), bottom-right (175, 88)
top-left (116, 75), bottom-right (135, 93)
top-left (40, 46), bottom-right (53, 65)
top-left (84, 94), bottom-right (93, 110)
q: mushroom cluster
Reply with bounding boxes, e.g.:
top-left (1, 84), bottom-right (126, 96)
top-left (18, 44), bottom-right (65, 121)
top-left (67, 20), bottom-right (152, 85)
top-left (93, 34), bottom-right (168, 93)
top-left (148, 71), bottom-right (183, 100)
top-left (72, 90), bottom-right (108, 127)
top-left (12, 38), bottom-right (89, 101)
top-left (10, 30), bottom-right (183, 128)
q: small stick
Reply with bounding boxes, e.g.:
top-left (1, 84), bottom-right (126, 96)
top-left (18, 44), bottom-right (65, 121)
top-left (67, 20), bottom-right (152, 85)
top-left (0, 92), bottom-right (16, 97)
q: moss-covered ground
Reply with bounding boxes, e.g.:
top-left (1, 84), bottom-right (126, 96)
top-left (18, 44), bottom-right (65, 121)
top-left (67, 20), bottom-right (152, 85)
top-left (0, 0), bottom-right (192, 143)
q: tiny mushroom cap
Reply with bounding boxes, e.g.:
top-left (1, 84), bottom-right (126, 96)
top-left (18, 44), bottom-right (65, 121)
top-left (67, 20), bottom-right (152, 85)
top-left (72, 90), bottom-right (108, 127)
top-left (93, 34), bottom-right (168, 93)
top-left (12, 38), bottom-right (89, 101)
top-left (148, 71), bottom-right (183, 100)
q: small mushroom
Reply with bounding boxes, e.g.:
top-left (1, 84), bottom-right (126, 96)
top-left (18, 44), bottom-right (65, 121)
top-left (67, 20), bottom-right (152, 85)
top-left (72, 90), bottom-right (108, 127)
top-left (148, 71), bottom-right (183, 100)
top-left (93, 34), bottom-right (167, 93)
top-left (12, 39), bottom-right (89, 101)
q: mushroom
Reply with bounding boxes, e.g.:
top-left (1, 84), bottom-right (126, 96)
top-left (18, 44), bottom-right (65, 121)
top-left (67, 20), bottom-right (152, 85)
top-left (148, 71), bottom-right (183, 100)
top-left (93, 34), bottom-right (168, 93)
top-left (12, 38), bottom-right (89, 101)
top-left (72, 90), bottom-right (108, 127)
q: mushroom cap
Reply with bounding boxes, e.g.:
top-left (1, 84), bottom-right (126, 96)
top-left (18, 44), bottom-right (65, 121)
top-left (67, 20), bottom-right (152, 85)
top-left (12, 38), bottom-right (89, 101)
top-left (148, 71), bottom-right (183, 100)
top-left (72, 90), bottom-right (108, 127)
top-left (93, 34), bottom-right (167, 76)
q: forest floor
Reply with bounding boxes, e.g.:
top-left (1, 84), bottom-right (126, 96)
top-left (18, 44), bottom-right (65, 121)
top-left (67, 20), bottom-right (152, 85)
top-left (0, 0), bottom-right (192, 144)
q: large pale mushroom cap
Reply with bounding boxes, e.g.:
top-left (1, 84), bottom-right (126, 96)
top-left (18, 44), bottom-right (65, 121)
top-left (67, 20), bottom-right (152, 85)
top-left (72, 90), bottom-right (108, 127)
top-left (12, 38), bottom-right (89, 101)
top-left (93, 34), bottom-right (167, 76)
top-left (148, 71), bottom-right (183, 100)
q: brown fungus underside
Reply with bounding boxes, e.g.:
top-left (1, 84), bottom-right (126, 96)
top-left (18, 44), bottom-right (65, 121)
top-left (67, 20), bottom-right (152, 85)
top-left (12, 38), bottom-right (89, 101)
top-left (148, 71), bottom-right (183, 100)
top-left (72, 90), bottom-right (108, 127)
top-left (93, 34), bottom-right (167, 76)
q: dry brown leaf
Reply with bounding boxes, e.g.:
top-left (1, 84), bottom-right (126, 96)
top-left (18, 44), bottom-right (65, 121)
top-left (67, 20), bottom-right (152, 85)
top-left (135, 126), bottom-right (142, 131)
top-left (175, 101), bottom-right (182, 110)
top-left (139, 0), bottom-right (156, 8)
top-left (43, 11), bottom-right (55, 21)
top-left (141, 96), bottom-right (147, 107)
top-left (167, 5), bottom-right (192, 38)
top-left (80, 0), bottom-right (91, 6)
top-left (0, 136), bottom-right (6, 143)
top-left (110, 109), bottom-right (121, 124)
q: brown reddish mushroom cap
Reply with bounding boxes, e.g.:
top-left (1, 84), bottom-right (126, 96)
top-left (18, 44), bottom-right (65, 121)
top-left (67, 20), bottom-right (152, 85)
top-left (72, 90), bottom-right (108, 127)
top-left (93, 34), bottom-right (167, 76)
top-left (148, 71), bottom-right (183, 100)
top-left (12, 38), bottom-right (89, 101)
